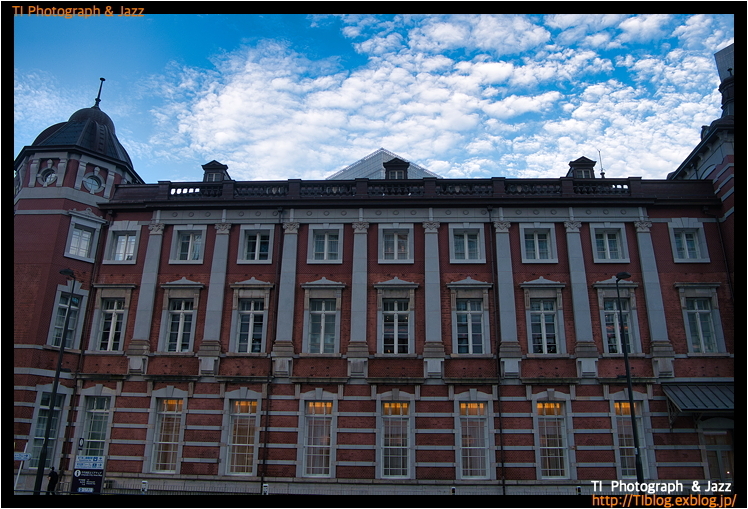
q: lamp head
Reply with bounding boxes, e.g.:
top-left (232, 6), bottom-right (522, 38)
top-left (615, 271), bottom-right (631, 281)
top-left (59, 268), bottom-right (75, 278)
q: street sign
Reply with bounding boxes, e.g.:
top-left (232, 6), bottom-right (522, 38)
top-left (72, 455), bottom-right (105, 494)
top-left (14, 452), bottom-right (32, 461)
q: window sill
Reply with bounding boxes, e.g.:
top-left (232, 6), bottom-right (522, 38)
top-left (168, 259), bottom-right (204, 265)
top-left (378, 260), bottom-right (415, 264)
top-left (374, 353), bottom-right (418, 358)
top-left (521, 259), bottom-right (559, 264)
top-left (299, 353), bottom-right (342, 358)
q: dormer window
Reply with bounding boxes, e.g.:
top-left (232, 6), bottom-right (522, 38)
top-left (576, 169), bottom-right (593, 179)
top-left (388, 169), bottom-right (405, 180)
top-left (205, 172), bottom-right (222, 182)
top-left (383, 158), bottom-right (409, 180)
top-left (201, 160), bottom-right (231, 182)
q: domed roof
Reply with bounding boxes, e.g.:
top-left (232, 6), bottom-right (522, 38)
top-left (31, 103), bottom-right (132, 170)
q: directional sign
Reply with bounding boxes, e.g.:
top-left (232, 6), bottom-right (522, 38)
top-left (14, 452), bottom-right (32, 461)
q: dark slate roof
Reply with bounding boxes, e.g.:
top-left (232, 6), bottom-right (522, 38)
top-left (662, 384), bottom-right (734, 412)
top-left (32, 105), bottom-right (133, 170)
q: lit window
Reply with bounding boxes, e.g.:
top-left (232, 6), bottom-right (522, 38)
top-left (153, 399), bottom-right (183, 472)
top-left (614, 402), bottom-right (645, 478)
top-left (228, 400), bottom-right (257, 474)
top-left (537, 402), bottom-right (566, 478)
top-left (304, 401), bottom-right (333, 477)
top-left (382, 402), bottom-right (410, 478)
top-left (460, 402), bottom-right (488, 478)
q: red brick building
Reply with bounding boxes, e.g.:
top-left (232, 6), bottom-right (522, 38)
top-left (13, 47), bottom-right (734, 496)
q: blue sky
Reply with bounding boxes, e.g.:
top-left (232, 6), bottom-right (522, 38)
top-left (14, 13), bottom-right (734, 183)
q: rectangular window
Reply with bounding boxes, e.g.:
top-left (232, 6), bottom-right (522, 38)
top-left (305, 401), bottom-right (333, 476)
top-left (244, 232), bottom-right (270, 261)
top-left (153, 399), bottom-right (183, 472)
top-left (383, 299), bottom-right (410, 354)
top-left (383, 231), bottom-right (409, 260)
top-left (99, 299), bottom-right (125, 351)
top-left (530, 299), bottom-right (557, 354)
top-left (228, 400), bottom-right (257, 474)
top-left (525, 231), bottom-right (550, 260)
top-left (454, 231), bottom-right (479, 260)
top-left (382, 402), bottom-right (409, 478)
top-left (177, 232), bottom-right (202, 261)
top-left (83, 397), bottom-right (110, 457)
top-left (112, 232), bottom-right (137, 261)
top-left (604, 298), bottom-right (631, 354)
top-left (704, 431), bottom-right (734, 482)
top-left (52, 293), bottom-right (81, 348)
top-left (309, 299), bottom-right (337, 354)
top-left (615, 402), bottom-right (644, 478)
top-left (460, 402), bottom-right (488, 478)
top-left (537, 402), bottom-right (566, 478)
top-left (167, 299), bottom-right (194, 352)
top-left (686, 298), bottom-right (717, 353)
top-left (69, 225), bottom-right (94, 258)
top-left (30, 393), bottom-right (65, 468)
top-left (595, 231), bottom-right (621, 260)
top-left (456, 299), bottom-right (484, 354)
top-left (237, 299), bottom-right (264, 353)
top-left (674, 231), bottom-right (700, 259)
top-left (313, 232), bottom-right (339, 261)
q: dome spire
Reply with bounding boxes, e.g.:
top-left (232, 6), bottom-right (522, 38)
top-left (93, 77), bottom-right (105, 109)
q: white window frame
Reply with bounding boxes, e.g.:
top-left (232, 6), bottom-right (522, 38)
top-left (612, 401), bottom-right (648, 479)
top-left (668, 218), bottom-right (710, 263)
top-left (375, 278), bottom-right (418, 355)
top-left (378, 224), bottom-right (414, 264)
top-left (447, 278), bottom-right (492, 355)
top-left (29, 389), bottom-right (70, 469)
top-left (158, 279), bottom-right (203, 353)
top-left (520, 278), bottom-right (566, 355)
top-left (73, 385), bottom-right (116, 463)
top-left (610, 390), bottom-right (652, 480)
top-left (448, 223), bottom-right (486, 263)
top-left (590, 223), bottom-right (630, 263)
top-left (455, 396), bottom-right (492, 480)
top-left (675, 283), bottom-right (726, 354)
top-left (520, 223), bottom-right (558, 263)
top-left (88, 284), bottom-right (134, 352)
top-left (237, 224), bottom-right (274, 264)
top-left (297, 391), bottom-right (337, 479)
top-left (376, 390), bottom-right (415, 480)
top-left (228, 278), bottom-right (273, 354)
top-left (103, 220), bottom-right (141, 264)
top-left (301, 278), bottom-right (344, 354)
top-left (226, 399), bottom-right (260, 475)
top-left (307, 224), bottom-right (344, 264)
top-left (168, 224), bottom-right (207, 264)
top-left (46, 282), bottom-right (89, 349)
top-left (65, 212), bottom-right (106, 263)
top-left (533, 391), bottom-right (573, 480)
top-left (81, 396), bottom-right (112, 457)
top-left (593, 278), bottom-right (642, 355)
top-left (148, 392), bottom-right (187, 474)
top-left (221, 388), bottom-right (262, 476)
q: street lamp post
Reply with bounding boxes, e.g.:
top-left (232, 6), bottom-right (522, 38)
top-left (33, 269), bottom-right (77, 495)
top-left (615, 271), bottom-right (645, 484)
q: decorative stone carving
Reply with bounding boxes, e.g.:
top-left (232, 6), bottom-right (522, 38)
top-left (351, 221), bottom-right (370, 233)
top-left (214, 223), bottom-right (232, 234)
top-left (564, 220), bottom-right (581, 233)
top-left (422, 221), bottom-right (440, 233)
top-left (282, 222), bottom-right (299, 234)
top-left (148, 222), bottom-right (165, 235)
top-left (493, 221), bottom-right (511, 232)
top-left (635, 220), bottom-right (652, 233)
